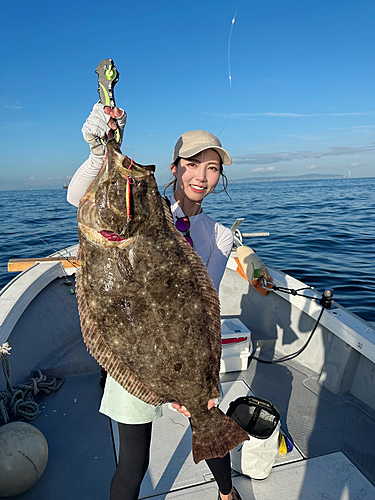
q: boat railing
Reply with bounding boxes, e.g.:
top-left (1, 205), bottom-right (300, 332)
top-left (229, 218), bottom-right (375, 367)
top-left (231, 218), bottom-right (270, 248)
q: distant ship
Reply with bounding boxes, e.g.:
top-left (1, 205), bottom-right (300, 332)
top-left (63, 184), bottom-right (69, 189)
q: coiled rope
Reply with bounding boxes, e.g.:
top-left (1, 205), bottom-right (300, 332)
top-left (0, 342), bottom-right (64, 424)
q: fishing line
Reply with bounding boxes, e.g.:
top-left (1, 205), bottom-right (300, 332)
top-left (126, 154), bottom-right (135, 220)
top-left (29, 232), bottom-right (78, 288)
top-left (216, 8), bottom-right (238, 138)
top-left (228, 8), bottom-right (238, 92)
top-left (30, 233), bottom-right (77, 266)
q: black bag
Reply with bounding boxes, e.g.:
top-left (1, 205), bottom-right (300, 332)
top-left (227, 395), bottom-right (280, 438)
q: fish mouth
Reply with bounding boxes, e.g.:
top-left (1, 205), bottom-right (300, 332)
top-left (79, 224), bottom-right (133, 249)
top-left (98, 230), bottom-right (126, 241)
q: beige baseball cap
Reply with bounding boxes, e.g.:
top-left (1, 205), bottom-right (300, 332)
top-left (172, 130), bottom-right (232, 165)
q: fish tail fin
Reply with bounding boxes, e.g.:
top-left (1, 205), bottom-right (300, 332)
top-left (191, 407), bottom-right (249, 464)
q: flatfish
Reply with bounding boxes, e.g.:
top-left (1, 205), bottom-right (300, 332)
top-left (75, 139), bottom-right (249, 463)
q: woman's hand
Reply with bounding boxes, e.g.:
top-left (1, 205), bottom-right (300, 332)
top-left (104, 106), bottom-right (124, 130)
top-left (172, 399), bottom-right (216, 418)
top-left (82, 103), bottom-right (127, 155)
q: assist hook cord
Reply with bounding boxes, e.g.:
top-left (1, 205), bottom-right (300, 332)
top-left (251, 288), bottom-right (333, 365)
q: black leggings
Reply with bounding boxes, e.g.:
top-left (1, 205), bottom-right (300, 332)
top-left (110, 421), bottom-right (232, 499)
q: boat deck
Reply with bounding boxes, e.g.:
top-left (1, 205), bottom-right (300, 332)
top-left (4, 364), bottom-right (375, 499)
top-left (232, 352), bottom-right (375, 488)
top-left (1, 275), bottom-right (375, 499)
top-left (2, 371), bottom-right (115, 500)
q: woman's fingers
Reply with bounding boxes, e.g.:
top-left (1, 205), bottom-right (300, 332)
top-left (104, 106), bottom-right (123, 118)
top-left (108, 118), bottom-right (118, 130)
top-left (104, 106), bottom-right (124, 130)
top-left (207, 399), bottom-right (216, 410)
top-left (171, 403), bottom-right (191, 417)
top-left (172, 399), bottom-right (217, 418)
top-left (113, 107), bottom-right (123, 118)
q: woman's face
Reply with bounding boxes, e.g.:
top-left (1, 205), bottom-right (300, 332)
top-left (171, 149), bottom-right (221, 203)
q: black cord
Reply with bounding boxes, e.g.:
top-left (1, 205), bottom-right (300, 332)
top-left (250, 289), bottom-right (332, 365)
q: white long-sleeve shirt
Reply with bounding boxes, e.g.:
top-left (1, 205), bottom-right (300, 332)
top-left (67, 153), bottom-right (104, 207)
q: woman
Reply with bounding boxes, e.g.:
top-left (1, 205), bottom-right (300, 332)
top-left (67, 104), bottom-right (242, 500)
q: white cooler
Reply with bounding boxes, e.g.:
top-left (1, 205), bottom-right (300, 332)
top-left (220, 318), bottom-right (252, 373)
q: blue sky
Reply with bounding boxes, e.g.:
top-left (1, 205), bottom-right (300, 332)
top-left (0, 0), bottom-right (374, 190)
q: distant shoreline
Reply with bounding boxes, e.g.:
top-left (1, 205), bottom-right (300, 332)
top-left (228, 173), bottom-right (352, 184)
top-left (1, 175), bottom-right (374, 192)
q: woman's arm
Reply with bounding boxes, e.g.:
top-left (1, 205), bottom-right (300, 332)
top-left (67, 103), bottom-right (127, 207)
top-left (67, 153), bottom-right (104, 207)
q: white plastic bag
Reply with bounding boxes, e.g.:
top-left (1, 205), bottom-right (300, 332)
top-left (230, 420), bottom-right (281, 479)
top-left (227, 396), bottom-right (281, 479)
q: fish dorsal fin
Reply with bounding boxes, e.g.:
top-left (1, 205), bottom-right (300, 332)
top-left (162, 199), bottom-right (222, 400)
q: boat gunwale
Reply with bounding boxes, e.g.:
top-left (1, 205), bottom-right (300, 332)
top-left (1, 245), bottom-right (374, 364)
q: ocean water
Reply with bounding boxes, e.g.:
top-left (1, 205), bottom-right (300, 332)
top-left (1, 177), bottom-right (374, 322)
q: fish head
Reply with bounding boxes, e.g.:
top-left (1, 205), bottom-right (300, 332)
top-left (78, 139), bottom-right (159, 243)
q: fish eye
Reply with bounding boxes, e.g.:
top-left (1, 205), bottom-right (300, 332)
top-left (137, 179), bottom-right (148, 193)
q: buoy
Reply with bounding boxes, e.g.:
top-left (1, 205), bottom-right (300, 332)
top-left (0, 421), bottom-right (48, 497)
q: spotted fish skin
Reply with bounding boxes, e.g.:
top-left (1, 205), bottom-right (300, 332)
top-left (76, 139), bottom-right (249, 462)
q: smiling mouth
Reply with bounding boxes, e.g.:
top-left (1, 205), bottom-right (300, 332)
top-left (190, 185), bottom-right (206, 192)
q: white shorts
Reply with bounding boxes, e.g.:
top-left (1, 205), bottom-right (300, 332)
top-left (99, 375), bottom-right (163, 424)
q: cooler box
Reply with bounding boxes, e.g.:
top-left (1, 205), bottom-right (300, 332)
top-left (220, 318), bottom-right (252, 373)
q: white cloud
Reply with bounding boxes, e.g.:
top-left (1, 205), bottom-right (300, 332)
top-left (332, 125), bottom-right (375, 130)
top-left (251, 166), bottom-right (280, 173)
top-left (233, 144), bottom-right (375, 166)
top-left (305, 164), bottom-right (320, 170)
top-left (1, 103), bottom-right (23, 109)
top-left (350, 163), bottom-right (359, 167)
top-left (230, 111), bottom-right (371, 119)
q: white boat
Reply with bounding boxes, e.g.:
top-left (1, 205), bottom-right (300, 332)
top-left (1, 220), bottom-right (374, 499)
